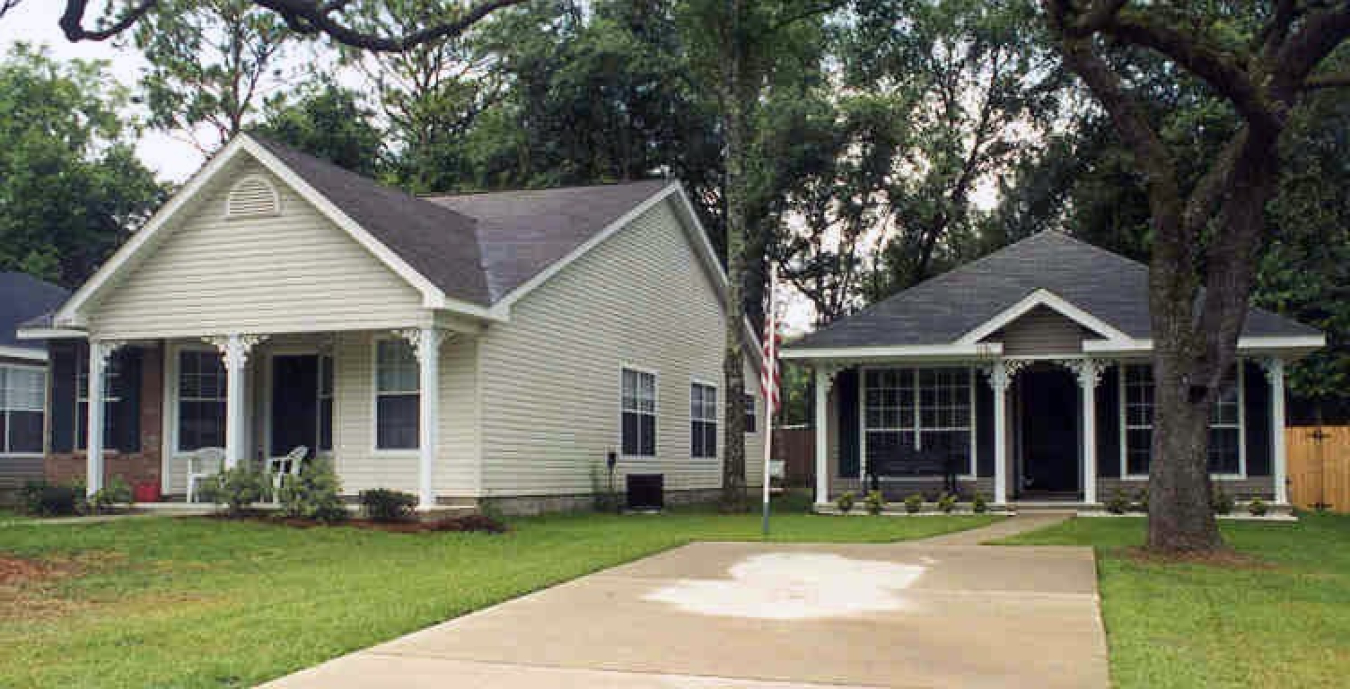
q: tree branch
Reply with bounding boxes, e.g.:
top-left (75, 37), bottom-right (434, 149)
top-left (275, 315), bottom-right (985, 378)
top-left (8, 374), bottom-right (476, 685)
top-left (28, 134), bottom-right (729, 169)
top-left (1102, 13), bottom-right (1282, 134)
top-left (42, 0), bottom-right (523, 51)
top-left (58, 0), bottom-right (158, 42)
top-left (1303, 71), bottom-right (1350, 89)
top-left (1270, 4), bottom-right (1350, 102)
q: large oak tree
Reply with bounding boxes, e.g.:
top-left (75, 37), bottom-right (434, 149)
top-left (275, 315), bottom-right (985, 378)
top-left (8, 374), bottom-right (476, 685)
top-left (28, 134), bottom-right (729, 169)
top-left (1042, 0), bottom-right (1350, 552)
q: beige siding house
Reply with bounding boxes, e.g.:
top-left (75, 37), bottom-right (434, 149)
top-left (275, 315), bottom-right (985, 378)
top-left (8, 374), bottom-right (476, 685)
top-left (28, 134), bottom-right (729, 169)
top-left (23, 134), bottom-right (763, 514)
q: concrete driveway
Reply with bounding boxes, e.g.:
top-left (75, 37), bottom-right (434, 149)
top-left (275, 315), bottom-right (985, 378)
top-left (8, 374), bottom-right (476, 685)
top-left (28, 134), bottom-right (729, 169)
top-left (262, 516), bottom-right (1107, 688)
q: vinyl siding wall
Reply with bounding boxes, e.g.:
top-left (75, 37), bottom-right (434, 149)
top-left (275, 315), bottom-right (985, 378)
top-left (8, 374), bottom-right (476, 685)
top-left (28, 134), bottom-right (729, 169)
top-left (476, 198), bottom-right (764, 497)
top-left (87, 161), bottom-right (428, 340)
top-left (985, 305), bottom-right (1091, 355)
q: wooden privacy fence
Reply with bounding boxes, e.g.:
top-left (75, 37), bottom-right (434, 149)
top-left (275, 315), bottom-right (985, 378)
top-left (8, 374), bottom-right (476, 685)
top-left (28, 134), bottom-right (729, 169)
top-left (772, 427), bottom-right (815, 487)
top-left (1287, 426), bottom-right (1350, 512)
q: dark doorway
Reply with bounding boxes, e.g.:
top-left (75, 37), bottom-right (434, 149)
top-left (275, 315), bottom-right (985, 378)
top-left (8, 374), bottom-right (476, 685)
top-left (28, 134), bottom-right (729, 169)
top-left (1018, 368), bottom-right (1079, 496)
top-left (271, 355), bottom-right (319, 457)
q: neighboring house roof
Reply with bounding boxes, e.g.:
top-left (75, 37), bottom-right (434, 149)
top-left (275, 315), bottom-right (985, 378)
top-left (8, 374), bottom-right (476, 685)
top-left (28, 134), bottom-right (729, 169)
top-left (0, 272), bottom-right (70, 358)
top-left (789, 230), bottom-right (1321, 351)
top-left (425, 180), bottom-right (671, 302)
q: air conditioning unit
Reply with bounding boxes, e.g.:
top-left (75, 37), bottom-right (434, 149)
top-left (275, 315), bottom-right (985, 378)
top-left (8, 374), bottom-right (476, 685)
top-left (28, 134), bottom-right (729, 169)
top-left (626, 473), bottom-right (664, 511)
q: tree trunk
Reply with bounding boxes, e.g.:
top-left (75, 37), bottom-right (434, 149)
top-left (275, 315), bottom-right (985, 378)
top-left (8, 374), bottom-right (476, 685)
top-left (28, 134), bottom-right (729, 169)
top-left (719, 0), bottom-right (749, 512)
top-left (1146, 349), bottom-right (1222, 551)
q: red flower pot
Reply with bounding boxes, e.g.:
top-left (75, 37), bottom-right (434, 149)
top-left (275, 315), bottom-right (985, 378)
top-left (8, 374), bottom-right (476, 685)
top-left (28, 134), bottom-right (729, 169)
top-left (133, 482), bottom-right (161, 503)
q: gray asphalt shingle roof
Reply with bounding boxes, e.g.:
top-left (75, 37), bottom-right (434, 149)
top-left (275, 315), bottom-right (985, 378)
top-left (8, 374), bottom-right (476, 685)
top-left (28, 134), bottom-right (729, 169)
top-left (0, 272), bottom-right (69, 349)
top-left (426, 180), bottom-right (669, 302)
top-left (252, 135), bottom-right (670, 308)
top-left (790, 230), bottom-right (1319, 349)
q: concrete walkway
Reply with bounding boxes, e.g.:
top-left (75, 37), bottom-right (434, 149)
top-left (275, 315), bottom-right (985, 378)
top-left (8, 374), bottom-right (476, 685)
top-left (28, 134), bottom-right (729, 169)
top-left (262, 515), bottom-right (1107, 688)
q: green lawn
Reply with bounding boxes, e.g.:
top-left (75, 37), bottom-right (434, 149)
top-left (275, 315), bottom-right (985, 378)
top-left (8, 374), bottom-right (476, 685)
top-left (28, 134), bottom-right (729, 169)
top-left (0, 500), bottom-right (995, 688)
top-left (999, 513), bottom-right (1350, 689)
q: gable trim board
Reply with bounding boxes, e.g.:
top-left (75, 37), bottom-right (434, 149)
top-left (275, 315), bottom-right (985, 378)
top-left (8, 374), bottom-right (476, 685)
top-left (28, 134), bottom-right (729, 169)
top-left (956, 288), bottom-right (1134, 345)
top-left (52, 135), bottom-right (500, 331)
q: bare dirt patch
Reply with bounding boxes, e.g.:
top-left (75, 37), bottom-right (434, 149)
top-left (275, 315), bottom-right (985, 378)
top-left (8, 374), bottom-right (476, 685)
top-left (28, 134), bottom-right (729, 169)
top-left (0, 555), bottom-right (82, 586)
top-left (0, 552), bottom-right (123, 621)
top-left (1122, 546), bottom-right (1274, 569)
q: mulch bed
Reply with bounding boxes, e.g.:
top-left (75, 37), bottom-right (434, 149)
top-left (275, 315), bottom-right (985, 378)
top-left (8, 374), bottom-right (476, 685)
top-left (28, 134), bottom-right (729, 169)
top-left (216, 513), bottom-right (509, 534)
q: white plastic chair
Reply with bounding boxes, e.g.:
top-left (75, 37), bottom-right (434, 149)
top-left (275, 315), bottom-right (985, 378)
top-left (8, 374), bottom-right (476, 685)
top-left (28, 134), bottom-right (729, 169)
top-left (186, 447), bottom-right (225, 503)
top-left (267, 446), bottom-right (309, 496)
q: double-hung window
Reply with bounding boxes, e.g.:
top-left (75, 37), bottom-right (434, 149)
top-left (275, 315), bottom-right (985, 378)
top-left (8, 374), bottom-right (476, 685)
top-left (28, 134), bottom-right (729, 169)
top-left (177, 350), bottom-right (227, 451)
top-left (621, 368), bottom-right (656, 456)
top-left (0, 365), bottom-right (45, 454)
top-left (863, 367), bottom-right (972, 474)
top-left (76, 354), bottom-right (120, 450)
top-left (691, 383), bottom-right (717, 458)
top-left (375, 339), bottom-right (419, 450)
top-left (1122, 363), bottom-right (1241, 476)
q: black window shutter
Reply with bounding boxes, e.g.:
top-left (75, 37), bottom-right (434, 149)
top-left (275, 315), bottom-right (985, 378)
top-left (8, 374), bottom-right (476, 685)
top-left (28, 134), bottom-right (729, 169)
top-left (112, 348), bottom-right (142, 453)
top-left (49, 341), bottom-right (77, 453)
top-left (838, 368), bottom-right (860, 478)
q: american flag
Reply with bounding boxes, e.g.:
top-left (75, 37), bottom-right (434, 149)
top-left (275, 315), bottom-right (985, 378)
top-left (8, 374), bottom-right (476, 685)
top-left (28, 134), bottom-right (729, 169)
top-left (761, 265), bottom-right (781, 415)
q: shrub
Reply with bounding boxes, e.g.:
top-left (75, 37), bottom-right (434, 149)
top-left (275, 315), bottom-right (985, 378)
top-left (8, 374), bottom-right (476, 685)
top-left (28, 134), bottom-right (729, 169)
top-left (1248, 497), bottom-right (1268, 517)
top-left (836, 491), bottom-right (855, 514)
top-left (904, 493), bottom-right (923, 514)
top-left (972, 493), bottom-right (988, 514)
top-left (1106, 489), bottom-right (1130, 515)
top-left (88, 477), bottom-right (133, 514)
top-left (864, 490), bottom-right (886, 515)
top-left (1211, 486), bottom-right (1234, 515)
top-left (1132, 488), bottom-right (1148, 513)
top-left (19, 481), bottom-right (81, 517)
top-left (360, 488), bottom-right (418, 522)
top-left (936, 492), bottom-right (957, 514)
top-left (199, 465), bottom-right (265, 516)
top-left (278, 458), bottom-right (348, 523)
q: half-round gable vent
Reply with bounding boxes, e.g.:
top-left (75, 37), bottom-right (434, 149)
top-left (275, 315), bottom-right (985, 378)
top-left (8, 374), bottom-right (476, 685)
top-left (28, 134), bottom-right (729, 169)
top-left (225, 175), bottom-right (281, 219)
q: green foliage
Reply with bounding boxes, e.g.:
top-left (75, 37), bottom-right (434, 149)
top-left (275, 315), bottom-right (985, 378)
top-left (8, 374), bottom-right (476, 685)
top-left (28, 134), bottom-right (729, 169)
top-left (836, 491), bottom-right (855, 514)
top-left (199, 465), bottom-right (265, 517)
top-left (18, 481), bottom-right (81, 517)
top-left (253, 80), bottom-right (384, 176)
top-left (1210, 486), bottom-right (1234, 516)
top-left (972, 493), bottom-right (988, 514)
top-left (132, 0), bottom-right (296, 148)
top-left (1132, 488), bottom-right (1148, 514)
top-left (0, 44), bottom-right (165, 287)
top-left (277, 458), bottom-right (347, 523)
top-left (359, 489), bottom-right (418, 523)
top-left (1247, 497), bottom-right (1268, 517)
top-left (89, 477), bottom-right (133, 514)
top-left (1106, 489), bottom-right (1131, 515)
top-left (936, 492), bottom-right (957, 514)
top-left (864, 490), bottom-right (886, 515)
top-left (904, 493), bottom-right (924, 514)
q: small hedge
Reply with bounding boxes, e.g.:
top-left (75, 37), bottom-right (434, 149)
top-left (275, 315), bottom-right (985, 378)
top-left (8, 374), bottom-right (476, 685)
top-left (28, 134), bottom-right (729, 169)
top-left (904, 494), bottom-right (923, 514)
top-left (19, 481), bottom-right (81, 516)
top-left (360, 488), bottom-right (418, 522)
top-left (836, 491), bottom-right (855, 514)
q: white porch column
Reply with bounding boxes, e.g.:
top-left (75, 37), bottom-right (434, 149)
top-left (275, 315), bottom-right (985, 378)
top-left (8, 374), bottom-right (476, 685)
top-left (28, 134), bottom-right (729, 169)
top-left (85, 339), bottom-right (122, 497)
top-left (209, 334), bottom-right (266, 469)
top-left (813, 365), bottom-right (834, 508)
top-left (1262, 358), bottom-right (1289, 504)
top-left (984, 361), bottom-right (1020, 506)
top-left (1070, 359), bottom-right (1106, 505)
top-left (399, 327), bottom-right (446, 510)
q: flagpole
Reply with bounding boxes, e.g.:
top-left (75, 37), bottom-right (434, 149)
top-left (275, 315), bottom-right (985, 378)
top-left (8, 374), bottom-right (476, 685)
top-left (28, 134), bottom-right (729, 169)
top-left (761, 265), bottom-right (776, 538)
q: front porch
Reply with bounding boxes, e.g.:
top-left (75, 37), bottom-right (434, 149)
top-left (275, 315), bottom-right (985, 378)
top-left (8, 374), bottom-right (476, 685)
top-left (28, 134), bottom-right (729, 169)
top-left (54, 325), bottom-right (476, 510)
top-left (801, 354), bottom-right (1292, 508)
